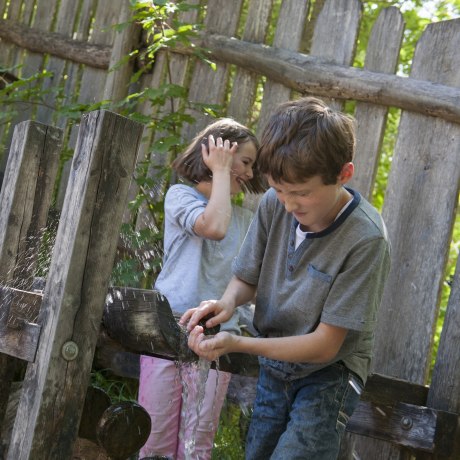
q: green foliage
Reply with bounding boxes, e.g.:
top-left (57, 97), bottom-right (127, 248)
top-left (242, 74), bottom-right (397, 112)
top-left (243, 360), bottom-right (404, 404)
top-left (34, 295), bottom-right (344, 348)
top-left (0, 67), bottom-right (56, 126)
top-left (91, 369), bottom-right (139, 402)
top-left (212, 402), bottom-right (249, 460)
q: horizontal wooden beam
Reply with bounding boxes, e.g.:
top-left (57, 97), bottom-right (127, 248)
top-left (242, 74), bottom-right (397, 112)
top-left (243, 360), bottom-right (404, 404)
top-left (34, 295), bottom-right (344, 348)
top-left (2, 19), bottom-right (459, 127)
top-left (347, 400), bottom-right (459, 456)
top-left (194, 34), bottom-right (460, 126)
top-left (0, 19), bottom-right (111, 69)
top-left (0, 287), bottom-right (42, 361)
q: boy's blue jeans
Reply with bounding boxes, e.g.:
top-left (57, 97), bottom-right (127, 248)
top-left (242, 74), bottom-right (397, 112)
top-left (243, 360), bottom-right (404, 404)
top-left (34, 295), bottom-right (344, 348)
top-left (245, 362), bottom-right (363, 460)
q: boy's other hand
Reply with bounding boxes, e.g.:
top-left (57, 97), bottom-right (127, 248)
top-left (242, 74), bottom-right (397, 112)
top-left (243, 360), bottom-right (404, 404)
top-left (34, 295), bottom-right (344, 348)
top-left (188, 326), bottom-right (235, 361)
top-left (179, 299), bottom-right (232, 331)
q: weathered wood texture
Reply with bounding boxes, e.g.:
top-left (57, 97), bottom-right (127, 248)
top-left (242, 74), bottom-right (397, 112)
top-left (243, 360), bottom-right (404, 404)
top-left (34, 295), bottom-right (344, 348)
top-left (0, 18), bottom-right (111, 70)
top-left (353, 18), bottom-right (460, 460)
top-left (182, 0), bottom-right (244, 140)
top-left (7, 110), bottom-right (143, 460)
top-left (227, 0), bottom-right (273, 124)
top-left (426, 254), bottom-right (460, 458)
top-left (2, 382), bottom-right (150, 460)
top-left (0, 120), bottom-right (61, 449)
top-left (35, 2), bottom-right (91, 125)
top-left (192, 33), bottom-right (460, 126)
top-left (256, 0), bottom-right (309, 135)
top-left (350, 7), bottom-right (404, 199)
top-left (0, 288), bottom-right (42, 361)
top-left (308, 0), bottom-right (362, 111)
top-left (0, 121), bottom-right (62, 291)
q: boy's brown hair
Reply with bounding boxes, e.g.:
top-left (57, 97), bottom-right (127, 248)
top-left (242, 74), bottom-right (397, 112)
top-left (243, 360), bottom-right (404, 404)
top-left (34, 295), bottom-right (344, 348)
top-left (257, 97), bottom-right (356, 185)
top-left (173, 118), bottom-right (266, 193)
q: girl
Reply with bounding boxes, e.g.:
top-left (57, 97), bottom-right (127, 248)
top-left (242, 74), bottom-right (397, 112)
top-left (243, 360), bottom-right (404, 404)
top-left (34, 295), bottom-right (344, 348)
top-left (138, 118), bottom-right (265, 459)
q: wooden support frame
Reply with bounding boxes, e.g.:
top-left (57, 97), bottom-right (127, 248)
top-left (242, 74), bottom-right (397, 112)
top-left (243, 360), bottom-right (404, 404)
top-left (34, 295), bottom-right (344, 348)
top-left (6, 110), bottom-right (143, 460)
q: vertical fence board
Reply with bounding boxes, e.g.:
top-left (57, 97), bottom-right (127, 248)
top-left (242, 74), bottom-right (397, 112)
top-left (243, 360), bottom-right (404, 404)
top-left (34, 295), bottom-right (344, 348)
top-left (0, 121), bottom-right (62, 452)
top-left (183, 0), bottom-right (243, 139)
top-left (351, 7), bottom-right (404, 199)
top-left (310, 0), bottom-right (361, 110)
top-left (14, 0), bottom-right (59, 120)
top-left (227, 0), bottom-right (274, 124)
top-left (57, 0), bottom-right (98, 130)
top-left (256, 0), bottom-right (309, 135)
top-left (0, 122), bottom-right (63, 287)
top-left (7, 110), bottom-right (143, 460)
top-left (2, 0), bottom-right (24, 68)
top-left (103, 1), bottom-right (140, 103)
top-left (35, 1), bottom-right (82, 125)
top-left (354, 18), bottom-right (460, 460)
top-left (428, 254), bottom-right (460, 412)
top-left (77, 0), bottom-right (122, 106)
top-left (0, 0), bottom-right (25, 169)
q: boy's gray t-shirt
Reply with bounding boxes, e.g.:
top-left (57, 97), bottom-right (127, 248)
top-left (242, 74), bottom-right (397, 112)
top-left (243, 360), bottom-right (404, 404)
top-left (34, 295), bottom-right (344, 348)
top-left (232, 187), bottom-right (391, 383)
top-left (155, 184), bottom-right (253, 332)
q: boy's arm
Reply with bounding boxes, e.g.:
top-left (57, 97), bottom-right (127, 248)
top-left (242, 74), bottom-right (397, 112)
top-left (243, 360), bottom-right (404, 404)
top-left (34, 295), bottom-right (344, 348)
top-left (188, 321), bottom-right (347, 364)
top-left (180, 276), bottom-right (256, 329)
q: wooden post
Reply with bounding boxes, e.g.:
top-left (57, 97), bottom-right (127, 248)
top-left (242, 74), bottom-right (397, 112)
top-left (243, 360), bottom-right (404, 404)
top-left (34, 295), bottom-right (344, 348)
top-left (0, 121), bottom-right (62, 440)
top-left (7, 110), bottom-right (143, 460)
top-left (352, 18), bottom-right (460, 460)
top-left (0, 121), bottom-right (62, 292)
top-left (425, 256), bottom-right (460, 459)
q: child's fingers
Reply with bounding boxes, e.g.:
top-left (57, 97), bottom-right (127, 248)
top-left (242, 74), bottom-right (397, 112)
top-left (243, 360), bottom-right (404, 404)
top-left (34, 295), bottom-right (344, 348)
top-left (183, 301), bottom-right (217, 330)
top-left (179, 308), bottom-right (196, 325)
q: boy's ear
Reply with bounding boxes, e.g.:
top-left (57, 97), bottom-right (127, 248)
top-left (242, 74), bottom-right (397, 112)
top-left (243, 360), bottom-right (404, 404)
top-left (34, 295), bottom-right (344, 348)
top-left (338, 162), bottom-right (354, 184)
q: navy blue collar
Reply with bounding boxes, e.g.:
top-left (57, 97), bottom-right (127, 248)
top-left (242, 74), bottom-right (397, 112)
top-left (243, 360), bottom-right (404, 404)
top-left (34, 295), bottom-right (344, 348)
top-left (293, 187), bottom-right (361, 239)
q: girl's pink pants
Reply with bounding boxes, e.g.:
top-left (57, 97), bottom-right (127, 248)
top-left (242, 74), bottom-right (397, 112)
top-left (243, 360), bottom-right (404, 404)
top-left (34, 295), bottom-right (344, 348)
top-left (138, 355), bottom-right (231, 460)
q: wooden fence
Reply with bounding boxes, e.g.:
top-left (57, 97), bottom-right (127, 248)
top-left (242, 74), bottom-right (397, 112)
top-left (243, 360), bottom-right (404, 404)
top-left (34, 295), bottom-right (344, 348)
top-left (0, 0), bottom-right (459, 459)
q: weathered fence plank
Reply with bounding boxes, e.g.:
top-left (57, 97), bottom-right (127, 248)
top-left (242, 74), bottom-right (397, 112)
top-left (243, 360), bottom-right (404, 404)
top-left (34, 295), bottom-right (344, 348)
top-left (354, 18), bottom-right (460, 460)
top-left (256, 0), bottom-right (309, 135)
top-left (102, 1), bottom-right (141, 103)
top-left (425, 254), bottom-right (460, 459)
top-left (351, 7), bottom-right (404, 199)
top-left (183, 0), bottom-right (243, 139)
top-left (35, 1), bottom-right (84, 125)
top-left (227, 0), bottom-right (273, 124)
top-left (0, 121), bottom-right (63, 290)
top-left (309, 0), bottom-right (362, 110)
top-left (7, 110), bottom-right (143, 460)
top-left (77, 0), bottom-right (123, 107)
top-left (0, 120), bottom-right (62, 449)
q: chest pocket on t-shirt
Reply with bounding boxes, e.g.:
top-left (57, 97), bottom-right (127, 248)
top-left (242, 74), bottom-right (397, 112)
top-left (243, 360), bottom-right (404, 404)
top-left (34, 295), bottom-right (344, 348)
top-left (292, 264), bottom-right (332, 333)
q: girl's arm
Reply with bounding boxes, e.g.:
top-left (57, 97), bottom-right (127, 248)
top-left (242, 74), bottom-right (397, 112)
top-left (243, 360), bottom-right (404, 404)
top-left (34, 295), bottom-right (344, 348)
top-left (194, 136), bottom-right (237, 240)
top-left (188, 321), bottom-right (348, 364)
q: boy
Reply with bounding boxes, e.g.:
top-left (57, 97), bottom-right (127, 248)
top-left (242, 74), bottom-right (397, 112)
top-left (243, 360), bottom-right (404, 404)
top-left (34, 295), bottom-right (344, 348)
top-left (180, 97), bottom-right (391, 459)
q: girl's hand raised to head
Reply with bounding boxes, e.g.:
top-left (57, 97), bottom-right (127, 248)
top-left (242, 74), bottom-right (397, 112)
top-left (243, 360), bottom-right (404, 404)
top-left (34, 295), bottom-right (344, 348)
top-left (202, 134), bottom-right (238, 174)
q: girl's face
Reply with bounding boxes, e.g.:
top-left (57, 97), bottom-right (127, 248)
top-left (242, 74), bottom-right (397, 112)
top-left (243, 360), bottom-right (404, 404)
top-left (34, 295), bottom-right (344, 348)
top-left (230, 141), bottom-right (257, 194)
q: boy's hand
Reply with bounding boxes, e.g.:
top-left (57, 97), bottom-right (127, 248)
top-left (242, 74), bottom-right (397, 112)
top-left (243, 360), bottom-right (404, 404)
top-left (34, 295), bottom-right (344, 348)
top-left (179, 299), bottom-right (233, 331)
top-left (202, 134), bottom-right (237, 174)
top-left (188, 325), bottom-right (235, 361)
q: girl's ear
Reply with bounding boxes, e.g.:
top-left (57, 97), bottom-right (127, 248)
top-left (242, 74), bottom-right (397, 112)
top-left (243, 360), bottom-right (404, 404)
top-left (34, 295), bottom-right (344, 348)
top-left (338, 162), bottom-right (354, 184)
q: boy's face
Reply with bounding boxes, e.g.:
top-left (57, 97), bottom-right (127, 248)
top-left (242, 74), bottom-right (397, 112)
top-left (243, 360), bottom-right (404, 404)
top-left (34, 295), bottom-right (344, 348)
top-left (267, 163), bottom-right (354, 233)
